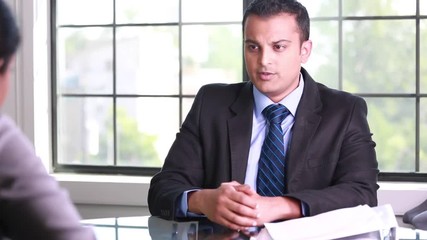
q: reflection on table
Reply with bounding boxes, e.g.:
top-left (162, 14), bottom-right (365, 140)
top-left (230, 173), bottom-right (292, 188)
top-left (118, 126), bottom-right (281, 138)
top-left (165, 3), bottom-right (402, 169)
top-left (81, 215), bottom-right (427, 240)
top-left (82, 216), bottom-right (253, 240)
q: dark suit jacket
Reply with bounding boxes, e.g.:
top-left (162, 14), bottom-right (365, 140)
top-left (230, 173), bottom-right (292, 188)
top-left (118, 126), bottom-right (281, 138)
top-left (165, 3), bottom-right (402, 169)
top-left (148, 68), bottom-right (379, 220)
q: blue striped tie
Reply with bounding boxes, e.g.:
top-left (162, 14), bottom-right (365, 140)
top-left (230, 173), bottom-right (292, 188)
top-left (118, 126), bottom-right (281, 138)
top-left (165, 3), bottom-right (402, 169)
top-left (257, 104), bottom-right (290, 197)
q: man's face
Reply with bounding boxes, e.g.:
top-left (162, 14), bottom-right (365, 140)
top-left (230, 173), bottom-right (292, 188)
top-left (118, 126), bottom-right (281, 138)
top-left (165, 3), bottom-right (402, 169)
top-left (244, 13), bottom-right (312, 103)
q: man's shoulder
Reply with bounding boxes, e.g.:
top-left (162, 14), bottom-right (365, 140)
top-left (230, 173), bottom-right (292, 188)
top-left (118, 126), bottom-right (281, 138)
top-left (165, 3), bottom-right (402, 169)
top-left (316, 82), bottom-right (364, 104)
top-left (0, 114), bottom-right (29, 146)
top-left (193, 82), bottom-right (253, 109)
top-left (199, 82), bottom-right (249, 92)
top-left (197, 82), bottom-right (251, 98)
top-left (301, 67), bottom-right (363, 104)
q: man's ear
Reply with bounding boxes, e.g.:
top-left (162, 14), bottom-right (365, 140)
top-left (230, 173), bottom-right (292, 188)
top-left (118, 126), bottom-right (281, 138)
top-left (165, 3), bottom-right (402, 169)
top-left (0, 59), bottom-right (4, 69)
top-left (300, 40), bottom-right (312, 64)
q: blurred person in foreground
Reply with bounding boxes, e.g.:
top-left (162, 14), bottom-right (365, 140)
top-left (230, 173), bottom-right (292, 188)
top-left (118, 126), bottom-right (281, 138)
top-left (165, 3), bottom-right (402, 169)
top-left (148, 0), bottom-right (379, 232)
top-left (0, 1), bottom-right (95, 239)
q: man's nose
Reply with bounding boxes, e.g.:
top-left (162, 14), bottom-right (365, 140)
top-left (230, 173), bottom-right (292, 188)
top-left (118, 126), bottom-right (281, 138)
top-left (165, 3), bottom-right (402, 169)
top-left (259, 48), bottom-right (272, 66)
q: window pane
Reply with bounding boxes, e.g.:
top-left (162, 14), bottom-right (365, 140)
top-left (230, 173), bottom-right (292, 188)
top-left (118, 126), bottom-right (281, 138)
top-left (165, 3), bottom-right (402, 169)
top-left (421, 98), bottom-right (427, 171)
top-left (343, 20), bottom-right (415, 93)
top-left (421, 20), bottom-right (427, 93)
top-left (298, 0), bottom-right (338, 17)
top-left (57, 0), bottom-right (113, 25)
top-left (366, 97), bottom-right (415, 172)
top-left (116, 98), bottom-right (179, 167)
top-left (116, 26), bottom-right (179, 95)
top-left (116, 0), bottom-right (178, 24)
top-left (182, 25), bottom-right (242, 95)
top-left (92, 227), bottom-right (116, 240)
top-left (182, 0), bottom-right (242, 22)
top-left (57, 27), bottom-right (113, 94)
top-left (343, 0), bottom-right (416, 16)
top-left (304, 20), bottom-right (339, 89)
top-left (58, 97), bottom-right (113, 166)
top-left (422, 0), bottom-right (427, 15)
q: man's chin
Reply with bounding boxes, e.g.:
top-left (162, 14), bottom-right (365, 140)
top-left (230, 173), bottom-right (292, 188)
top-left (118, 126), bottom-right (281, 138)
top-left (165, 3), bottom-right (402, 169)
top-left (253, 82), bottom-right (276, 94)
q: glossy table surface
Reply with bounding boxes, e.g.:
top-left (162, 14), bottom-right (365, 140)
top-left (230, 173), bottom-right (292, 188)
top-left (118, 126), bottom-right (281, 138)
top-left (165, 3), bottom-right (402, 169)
top-left (81, 215), bottom-right (427, 240)
top-left (82, 216), bottom-right (253, 240)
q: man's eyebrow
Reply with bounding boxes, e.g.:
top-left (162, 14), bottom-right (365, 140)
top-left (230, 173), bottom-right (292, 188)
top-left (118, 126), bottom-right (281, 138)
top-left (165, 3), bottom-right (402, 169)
top-left (273, 39), bottom-right (292, 44)
top-left (244, 39), bottom-right (258, 44)
top-left (243, 39), bottom-right (292, 44)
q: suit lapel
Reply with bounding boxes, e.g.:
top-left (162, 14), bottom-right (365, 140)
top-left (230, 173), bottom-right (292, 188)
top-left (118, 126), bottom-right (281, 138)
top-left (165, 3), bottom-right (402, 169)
top-left (287, 69), bottom-right (322, 187)
top-left (225, 70), bottom-right (322, 186)
top-left (228, 82), bottom-right (254, 183)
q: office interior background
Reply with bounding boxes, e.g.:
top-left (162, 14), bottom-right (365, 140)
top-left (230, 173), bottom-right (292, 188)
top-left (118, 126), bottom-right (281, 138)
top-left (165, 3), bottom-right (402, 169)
top-left (4, 0), bottom-right (427, 220)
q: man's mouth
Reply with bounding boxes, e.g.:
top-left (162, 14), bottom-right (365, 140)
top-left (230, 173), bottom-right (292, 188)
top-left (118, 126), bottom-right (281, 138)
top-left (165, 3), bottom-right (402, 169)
top-left (258, 71), bottom-right (275, 80)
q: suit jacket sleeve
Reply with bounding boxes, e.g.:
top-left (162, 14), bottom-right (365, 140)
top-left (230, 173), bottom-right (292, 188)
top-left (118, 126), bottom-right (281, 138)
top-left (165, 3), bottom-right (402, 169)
top-left (148, 85), bottom-right (208, 220)
top-left (148, 82), bottom-right (252, 220)
top-left (0, 115), bottom-right (95, 240)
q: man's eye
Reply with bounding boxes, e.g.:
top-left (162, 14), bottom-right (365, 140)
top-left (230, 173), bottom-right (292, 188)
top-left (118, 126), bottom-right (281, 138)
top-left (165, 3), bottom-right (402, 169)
top-left (273, 45), bottom-right (286, 51)
top-left (247, 45), bottom-right (259, 51)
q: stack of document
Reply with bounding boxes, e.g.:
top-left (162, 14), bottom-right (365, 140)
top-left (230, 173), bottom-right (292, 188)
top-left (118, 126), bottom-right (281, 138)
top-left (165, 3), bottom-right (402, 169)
top-left (255, 204), bottom-right (397, 240)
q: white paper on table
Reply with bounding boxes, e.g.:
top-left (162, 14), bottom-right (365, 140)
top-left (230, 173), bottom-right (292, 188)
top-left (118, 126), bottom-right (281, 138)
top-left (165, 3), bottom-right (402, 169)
top-left (372, 204), bottom-right (397, 228)
top-left (263, 204), bottom-right (397, 240)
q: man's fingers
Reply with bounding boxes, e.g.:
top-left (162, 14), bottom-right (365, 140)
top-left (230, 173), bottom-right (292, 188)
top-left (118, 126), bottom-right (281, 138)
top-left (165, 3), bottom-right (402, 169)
top-left (219, 211), bottom-right (258, 231)
top-left (234, 184), bottom-right (256, 195)
top-left (228, 188), bottom-right (259, 211)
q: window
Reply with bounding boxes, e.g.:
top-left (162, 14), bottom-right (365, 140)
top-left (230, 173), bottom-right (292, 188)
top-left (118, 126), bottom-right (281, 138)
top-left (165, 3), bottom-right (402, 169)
top-left (52, 0), bottom-right (245, 175)
top-left (298, 0), bottom-right (427, 181)
top-left (53, 0), bottom-right (427, 181)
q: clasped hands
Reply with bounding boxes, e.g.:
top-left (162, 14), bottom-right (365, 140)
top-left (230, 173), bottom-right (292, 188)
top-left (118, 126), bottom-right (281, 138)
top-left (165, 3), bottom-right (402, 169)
top-left (187, 181), bottom-right (301, 232)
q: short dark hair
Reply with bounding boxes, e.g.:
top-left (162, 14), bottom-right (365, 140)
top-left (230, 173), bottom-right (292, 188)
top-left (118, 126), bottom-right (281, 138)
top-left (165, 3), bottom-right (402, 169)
top-left (0, 0), bottom-right (20, 74)
top-left (243, 0), bottom-right (310, 43)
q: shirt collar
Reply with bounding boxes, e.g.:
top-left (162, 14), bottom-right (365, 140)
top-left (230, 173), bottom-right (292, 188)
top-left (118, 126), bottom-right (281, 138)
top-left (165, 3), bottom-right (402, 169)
top-left (253, 74), bottom-right (305, 119)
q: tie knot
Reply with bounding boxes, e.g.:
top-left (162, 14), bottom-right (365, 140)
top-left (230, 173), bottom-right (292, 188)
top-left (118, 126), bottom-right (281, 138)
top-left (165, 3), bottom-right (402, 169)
top-left (262, 104), bottom-right (290, 124)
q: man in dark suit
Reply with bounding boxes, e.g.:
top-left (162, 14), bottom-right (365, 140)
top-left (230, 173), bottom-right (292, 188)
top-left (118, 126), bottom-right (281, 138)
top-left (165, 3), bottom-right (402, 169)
top-left (148, 0), bottom-right (379, 232)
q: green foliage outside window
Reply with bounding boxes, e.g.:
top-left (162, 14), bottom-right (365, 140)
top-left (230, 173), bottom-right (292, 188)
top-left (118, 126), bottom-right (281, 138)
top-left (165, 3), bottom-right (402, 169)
top-left (307, 0), bottom-right (426, 173)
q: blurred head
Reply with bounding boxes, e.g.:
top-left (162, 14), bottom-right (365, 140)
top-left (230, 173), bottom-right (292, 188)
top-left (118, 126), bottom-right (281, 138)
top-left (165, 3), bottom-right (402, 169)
top-left (243, 0), bottom-right (312, 102)
top-left (0, 0), bottom-right (20, 106)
